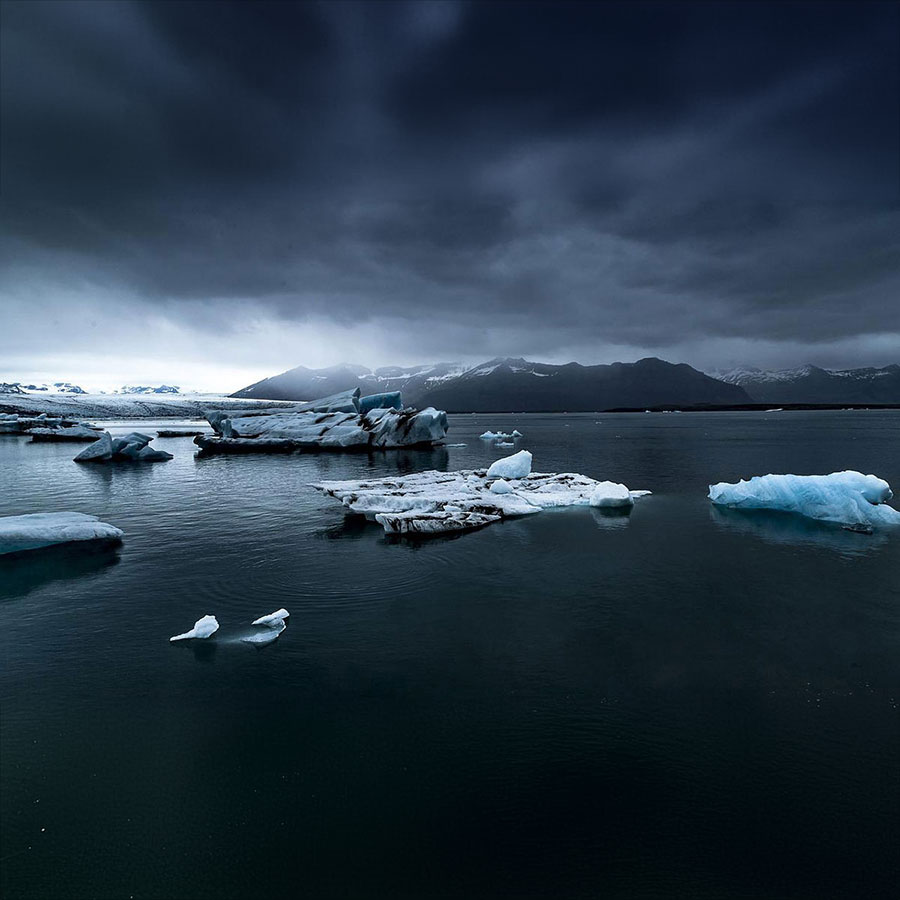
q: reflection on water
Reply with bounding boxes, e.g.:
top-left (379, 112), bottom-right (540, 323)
top-left (591, 506), bottom-right (632, 529)
top-left (0, 541), bottom-right (121, 600)
top-left (709, 504), bottom-right (889, 554)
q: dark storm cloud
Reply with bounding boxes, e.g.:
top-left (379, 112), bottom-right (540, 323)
top-left (1, 0), bottom-right (898, 368)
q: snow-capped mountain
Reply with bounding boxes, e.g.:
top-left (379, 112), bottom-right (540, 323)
top-left (232, 357), bottom-right (751, 410)
top-left (118, 385), bottom-right (181, 394)
top-left (0, 381), bottom-right (87, 394)
top-left (709, 364), bottom-right (900, 404)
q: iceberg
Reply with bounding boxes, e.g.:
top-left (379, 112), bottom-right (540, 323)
top-left (487, 450), bottom-right (532, 479)
top-left (589, 481), bottom-right (634, 508)
top-left (359, 391), bottom-right (402, 413)
top-left (170, 615), bottom-right (219, 642)
top-left (314, 454), bottom-right (649, 536)
top-left (73, 431), bottom-right (173, 463)
top-left (708, 471), bottom-right (900, 528)
top-left (251, 608), bottom-right (290, 626)
top-left (0, 512), bottom-right (124, 555)
top-left (196, 390), bottom-right (449, 454)
top-left (28, 424), bottom-right (102, 443)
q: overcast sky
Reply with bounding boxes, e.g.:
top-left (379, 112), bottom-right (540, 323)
top-left (1, 0), bottom-right (898, 391)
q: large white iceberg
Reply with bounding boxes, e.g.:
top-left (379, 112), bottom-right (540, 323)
top-left (708, 471), bottom-right (900, 528)
top-left (314, 453), bottom-right (649, 535)
top-left (197, 388), bottom-right (449, 454)
top-left (0, 512), bottom-right (124, 555)
top-left (589, 481), bottom-right (634, 508)
top-left (170, 615), bottom-right (219, 642)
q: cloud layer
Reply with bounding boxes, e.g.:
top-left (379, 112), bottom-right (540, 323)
top-left (1, 0), bottom-right (898, 388)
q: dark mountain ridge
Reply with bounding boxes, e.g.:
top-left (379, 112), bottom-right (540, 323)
top-left (233, 356), bottom-right (751, 411)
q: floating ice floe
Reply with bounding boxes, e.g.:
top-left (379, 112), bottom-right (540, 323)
top-left (195, 387), bottom-right (448, 454)
top-left (479, 429), bottom-right (522, 441)
top-left (0, 512), bottom-right (124, 555)
top-left (708, 471), bottom-right (900, 529)
top-left (73, 431), bottom-right (173, 463)
top-left (251, 608), bottom-right (290, 626)
top-left (313, 451), bottom-right (650, 536)
top-left (0, 413), bottom-right (87, 435)
top-left (28, 424), bottom-right (103, 443)
top-left (170, 615), bottom-right (219, 642)
top-left (243, 608), bottom-right (290, 645)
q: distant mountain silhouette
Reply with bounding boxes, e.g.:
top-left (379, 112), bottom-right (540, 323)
top-left (711, 364), bottom-right (900, 404)
top-left (232, 357), bottom-right (751, 411)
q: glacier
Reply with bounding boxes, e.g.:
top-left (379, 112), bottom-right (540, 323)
top-left (170, 615), bottom-right (219, 642)
top-left (0, 512), bottom-right (124, 555)
top-left (313, 452), bottom-right (649, 536)
top-left (196, 388), bottom-right (448, 454)
top-left (708, 471), bottom-right (900, 528)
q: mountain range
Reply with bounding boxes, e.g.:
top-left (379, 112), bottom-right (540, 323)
top-left (232, 357), bottom-right (752, 411)
top-left (709, 365), bottom-right (900, 405)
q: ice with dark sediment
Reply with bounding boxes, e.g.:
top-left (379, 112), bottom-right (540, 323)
top-left (197, 388), bottom-right (448, 453)
top-left (73, 431), bottom-right (173, 463)
top-left (314, 451), bottom-right (650, 536)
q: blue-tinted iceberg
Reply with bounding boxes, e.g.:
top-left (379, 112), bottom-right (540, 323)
top-left (0, 512), bottom-right (124, 555)
top-left (708, 471), bottom-right (900, 528)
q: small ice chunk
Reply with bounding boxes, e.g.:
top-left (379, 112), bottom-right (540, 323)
top-left (479, 431), bottom-right (510, 440)
top-left (490, 479), bottom-right (512, 494)
top-left (170, 615), bottom-right (219, 642)
top-left (487, 450), bottom-right (532, 480)
top-left (589, 481), bottom-right (634, 508)
top-left (251, 608), bottom-right (290, 626)
top-left (511, 430), bottom-right (524, 438)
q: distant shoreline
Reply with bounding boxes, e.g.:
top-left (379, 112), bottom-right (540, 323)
top-left (2, 395), bottom-right (897, 420)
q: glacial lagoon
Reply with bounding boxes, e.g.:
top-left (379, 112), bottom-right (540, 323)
top-left (1, 411), bottom-right (899, 898)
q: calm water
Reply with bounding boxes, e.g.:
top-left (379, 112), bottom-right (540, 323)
top-left (1, 411), bottom-right (898, 899)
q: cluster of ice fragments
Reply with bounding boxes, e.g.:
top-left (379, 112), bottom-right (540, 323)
top-left (709, 471), bottom-right (900, 529)
top-left (0, 512), bottom-right (124, 555)
top-left (74, 431), bottom-right (173, 463)
top-left (195, 388), bottom-right (448, 453)
top-left (170, 609), bottom-right (290, 645)
top-left (314, 449), bottom-right (650, 535)
top-left (0, 412), bottom-right (101, 441)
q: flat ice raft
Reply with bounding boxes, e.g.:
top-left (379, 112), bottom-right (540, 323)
top-left (314, 456), bottom-right (649, 535)
top-left (0, 512), bottom-right (124, 555)
top-left (708, 471), bottom-right (900, 528)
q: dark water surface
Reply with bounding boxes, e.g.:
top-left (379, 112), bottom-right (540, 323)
top-left (1, 411), bottom-right (898, 899)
